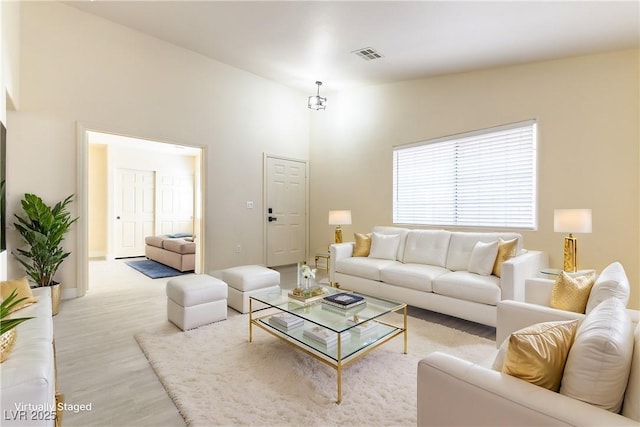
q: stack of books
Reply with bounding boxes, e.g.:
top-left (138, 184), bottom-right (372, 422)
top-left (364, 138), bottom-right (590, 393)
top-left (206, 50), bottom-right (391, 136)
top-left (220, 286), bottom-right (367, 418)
top-left (268, 313), bottom-right (303, 330)
top-left (303, 326), bottom-right (350, 348)
top-left (321, 293), bottom-right (366, 310)
top-left (346, 319), bottom-right (378, 338)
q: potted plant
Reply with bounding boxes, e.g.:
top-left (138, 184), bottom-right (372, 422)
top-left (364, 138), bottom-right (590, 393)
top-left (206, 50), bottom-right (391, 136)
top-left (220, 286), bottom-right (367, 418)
top-left (0, 290), bottom-right (33, 362)
top-left (13, 194), bottom-right (78, 315)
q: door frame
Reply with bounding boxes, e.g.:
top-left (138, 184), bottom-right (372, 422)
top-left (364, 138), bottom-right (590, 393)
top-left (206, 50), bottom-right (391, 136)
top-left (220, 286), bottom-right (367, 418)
top-left (262, 153), bottom-right (309, 267)
top-left (76, 122), bottom-right (207, 297)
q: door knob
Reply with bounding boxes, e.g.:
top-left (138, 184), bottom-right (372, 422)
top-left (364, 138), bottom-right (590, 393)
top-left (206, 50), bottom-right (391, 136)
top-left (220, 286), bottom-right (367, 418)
top-left (116, 216), bottom-right (121, 220)
top-left (268, 216), bottom-right (277, 222)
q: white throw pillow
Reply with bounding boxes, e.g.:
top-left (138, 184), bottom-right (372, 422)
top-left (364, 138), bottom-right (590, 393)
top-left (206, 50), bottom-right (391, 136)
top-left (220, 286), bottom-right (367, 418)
top-left (560, 297), bottom-right (634, 413)
top-left (585, 261), bottom-right (630, 314)
top-left (467, 240), bottom-right (499, 276)
top-left (368, 232), bottom-right (401, 261)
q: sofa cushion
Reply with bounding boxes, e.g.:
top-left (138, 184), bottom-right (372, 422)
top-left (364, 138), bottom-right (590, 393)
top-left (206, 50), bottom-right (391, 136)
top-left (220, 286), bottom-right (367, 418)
top-left (371, 226), bottom-right (409, 261)
top-left (380, 263), bottom-right (450, 292)
top-left (335, 257), bottom-right (398, 282)
top-left (622, 323), bottom-right (640, 421)
top-left (402, 230), bottom-right (451, 267)
top-left (369, 232), bottom-right (401, 260)
top-left (1, 277), bottom-right (37, 313)
top-left (145, 235), bottom-right (165, 248)
top-left (467, 240), bottom-right (499, 276)
top-left (585, 261), bottom-right (630, 314)
top-left (162, 238), bottom-right (196, 254)
top-left (353, 233), bottom-right (372, 257)
top-left (549, 270), bottom-right (596, 314)
top-left (445, 232), bottom-right (521, 272)
top-left (560, 297), bottom-right (634, 413)
top-left (492, 238), bottom-right (518, 277)
top-left (10, 288), bottom-right (53, 343)
top-left (502, 319), bottom-right (579, 392)
top-left (432, 271), bottom-right (501, 305)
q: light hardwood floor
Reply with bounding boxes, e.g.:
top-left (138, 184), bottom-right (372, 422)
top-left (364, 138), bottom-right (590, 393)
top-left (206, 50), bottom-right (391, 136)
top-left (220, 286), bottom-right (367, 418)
top-left (53, 259), bottom-right (495, 426)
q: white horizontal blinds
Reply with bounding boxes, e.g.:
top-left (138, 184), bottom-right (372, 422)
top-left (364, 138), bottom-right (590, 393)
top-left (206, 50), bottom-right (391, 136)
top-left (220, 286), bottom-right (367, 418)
top-left (393, 120), bottom-right (537, 229)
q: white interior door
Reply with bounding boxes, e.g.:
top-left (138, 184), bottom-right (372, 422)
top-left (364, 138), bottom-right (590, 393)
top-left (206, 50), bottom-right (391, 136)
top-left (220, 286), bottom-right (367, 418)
top-left (114, 169), bottom-right (155, 258)
top-left (266, 157), bottom-right (307, 267)
top-left (157, 173), bottom-right (194, 235)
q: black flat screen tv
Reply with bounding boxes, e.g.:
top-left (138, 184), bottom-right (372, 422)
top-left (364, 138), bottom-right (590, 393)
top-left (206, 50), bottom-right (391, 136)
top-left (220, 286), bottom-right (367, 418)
top-left (1, 121), bottom-right (6, 251)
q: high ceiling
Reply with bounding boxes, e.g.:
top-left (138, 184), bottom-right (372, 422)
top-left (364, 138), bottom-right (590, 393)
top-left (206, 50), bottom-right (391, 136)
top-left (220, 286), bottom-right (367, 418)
top-left (66, 1), bottom-right (639, 93)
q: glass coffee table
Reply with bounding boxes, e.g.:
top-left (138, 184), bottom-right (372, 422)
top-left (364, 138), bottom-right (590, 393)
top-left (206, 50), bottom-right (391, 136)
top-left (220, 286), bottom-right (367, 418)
top-left (249, 287), bottom-right (407, 404)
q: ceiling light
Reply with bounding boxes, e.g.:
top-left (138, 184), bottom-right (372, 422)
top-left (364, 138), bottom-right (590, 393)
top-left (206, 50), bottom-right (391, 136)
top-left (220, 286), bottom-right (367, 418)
top-left (308, 81), bottom-right (326, 110)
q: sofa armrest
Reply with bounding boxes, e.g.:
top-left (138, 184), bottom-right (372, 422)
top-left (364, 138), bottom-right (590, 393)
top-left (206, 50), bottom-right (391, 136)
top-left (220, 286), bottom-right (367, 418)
top-left (499, 250), bottom-right (548, 302)
top-left (329, 243), bottom-right (354, 283)
top-left (417, 352), bottom-right (638, 427)
top-left (496, 300), bottom-right (584, 345)
top-left (524, 278), bottom-right (555, 305)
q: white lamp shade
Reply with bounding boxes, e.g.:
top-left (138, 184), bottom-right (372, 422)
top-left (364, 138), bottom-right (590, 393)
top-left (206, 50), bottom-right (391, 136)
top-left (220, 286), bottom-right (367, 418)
top-left (328, 210), bottom-right (352, 225)
top-left (554, 209), bottom-right (592, 233)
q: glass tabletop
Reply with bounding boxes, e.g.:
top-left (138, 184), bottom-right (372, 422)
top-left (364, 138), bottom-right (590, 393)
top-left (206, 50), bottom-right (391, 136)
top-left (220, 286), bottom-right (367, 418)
top-left (250, 287), bottom-right (405, 334)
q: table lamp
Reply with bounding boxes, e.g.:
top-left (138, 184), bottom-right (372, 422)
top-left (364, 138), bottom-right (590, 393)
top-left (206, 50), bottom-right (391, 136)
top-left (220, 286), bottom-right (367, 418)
top-left (554, 209), bottom-right (592, 272)
top-left (328, 210), bottom-right (352, 244)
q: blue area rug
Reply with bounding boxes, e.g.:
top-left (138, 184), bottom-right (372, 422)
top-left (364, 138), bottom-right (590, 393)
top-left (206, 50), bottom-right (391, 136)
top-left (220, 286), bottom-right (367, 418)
top-left (125, 259), bottom-right (190, 279)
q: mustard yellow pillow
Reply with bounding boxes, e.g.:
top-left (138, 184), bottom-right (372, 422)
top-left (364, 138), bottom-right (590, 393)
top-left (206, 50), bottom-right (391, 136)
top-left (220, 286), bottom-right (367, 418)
top-left (550, 271), bottom-right (596, 313)
top-left (492, 238), bottom-right (518, 277)
top-left (353, 233), bottom-right (372, 257)
top-left (502, 319), bottom-right (578, 391)
top-left (1, 277), bottom-right (37, 313)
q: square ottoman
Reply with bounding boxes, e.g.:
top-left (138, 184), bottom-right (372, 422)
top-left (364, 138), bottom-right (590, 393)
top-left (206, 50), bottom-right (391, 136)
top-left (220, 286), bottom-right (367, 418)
top-left (221, 265), bottom-right (280, 313)
top-left (166, 274), bottom-right (227, 330)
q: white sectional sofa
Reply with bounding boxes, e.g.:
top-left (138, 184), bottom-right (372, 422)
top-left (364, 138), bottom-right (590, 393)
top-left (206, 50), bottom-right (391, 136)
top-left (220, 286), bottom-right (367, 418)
top-left (329, 226), bottom-right (547, 326)
top-left (1, 287), bottom-right (57, 427)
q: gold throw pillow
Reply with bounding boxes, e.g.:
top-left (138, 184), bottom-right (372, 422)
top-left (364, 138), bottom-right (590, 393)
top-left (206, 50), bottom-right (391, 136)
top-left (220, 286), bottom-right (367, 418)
top-left (353, 233), bottom-right (372, 257)
top-left (0, 277), bottom-right (37, 313)
top-left (492, 238), bottom-right (518, 277)
top-left (550, 271), bottom-right (596, 313)
top-left (502, 319), bottom-right (579, 392)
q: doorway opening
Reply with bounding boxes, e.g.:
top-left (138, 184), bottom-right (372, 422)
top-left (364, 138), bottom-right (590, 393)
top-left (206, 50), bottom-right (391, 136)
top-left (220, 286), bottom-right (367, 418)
top-left (77, 126), bottom-right (205, 296)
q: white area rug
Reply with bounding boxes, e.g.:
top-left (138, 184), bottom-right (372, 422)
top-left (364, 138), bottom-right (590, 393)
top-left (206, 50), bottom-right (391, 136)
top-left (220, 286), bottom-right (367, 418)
top-left (136, 314), bottom-right (495, 427)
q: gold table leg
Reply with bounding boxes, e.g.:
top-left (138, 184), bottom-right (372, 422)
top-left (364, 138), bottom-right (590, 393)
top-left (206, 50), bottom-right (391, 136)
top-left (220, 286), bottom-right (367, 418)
top-left (248, 298), bottom-right (253, 343)
top-left (403, 305), bottom-right (408, 354)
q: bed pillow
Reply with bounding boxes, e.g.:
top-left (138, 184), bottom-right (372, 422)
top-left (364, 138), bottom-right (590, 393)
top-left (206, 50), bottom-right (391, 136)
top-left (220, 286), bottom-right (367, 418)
top-left (368, 232), bottom-right (401, 260)
top-left (585, 262), bottom-right (630, 314)
top-left (560, 297), bottom-right (634, 412)
top-left (501, 319), bottom-right (578, 391)
top-left (468, 240), bottom-right (499, 276)
top-left (549, 271), bottom-right (596, 313)
top-left (492, 238), bottom-right (518, 277)
top-left (353, 233), bottom-right (372, 257)
top-left (0, 277), bottom-right (37, 313)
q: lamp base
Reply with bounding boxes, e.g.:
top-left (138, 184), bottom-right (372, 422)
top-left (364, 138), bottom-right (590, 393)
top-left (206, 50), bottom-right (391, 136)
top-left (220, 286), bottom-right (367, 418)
top-left (563, 234), bottom-right (578, 273)
top-left (334, 226), bottom-right (343, 244)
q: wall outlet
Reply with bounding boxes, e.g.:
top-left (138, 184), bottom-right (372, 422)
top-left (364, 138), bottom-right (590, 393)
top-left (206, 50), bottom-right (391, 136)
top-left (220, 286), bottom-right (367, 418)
top-left (246, 201), bottom-right (254, 209)
top-left (235, 245), bottom-right (241, 253)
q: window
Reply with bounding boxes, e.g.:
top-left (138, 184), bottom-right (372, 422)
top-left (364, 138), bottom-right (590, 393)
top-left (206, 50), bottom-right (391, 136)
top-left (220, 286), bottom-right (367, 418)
top-left (393, 120), bottom-right (537, 229)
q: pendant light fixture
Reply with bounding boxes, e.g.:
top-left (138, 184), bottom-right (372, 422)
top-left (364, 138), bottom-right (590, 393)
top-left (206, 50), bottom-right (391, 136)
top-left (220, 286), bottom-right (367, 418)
top-left (308, 81), bottom-right (327, 110)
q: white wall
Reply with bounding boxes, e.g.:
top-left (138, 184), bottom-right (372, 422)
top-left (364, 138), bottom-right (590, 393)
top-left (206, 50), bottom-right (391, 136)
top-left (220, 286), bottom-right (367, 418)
top-left (6, 2), bottom-right (310, 294)
top-left (310, 49), bottom-right (640, 309)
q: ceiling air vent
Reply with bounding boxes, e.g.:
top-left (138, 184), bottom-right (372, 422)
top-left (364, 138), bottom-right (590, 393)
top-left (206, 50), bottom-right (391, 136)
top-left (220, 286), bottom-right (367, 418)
top-left (352, 47), bottom-right (383, 61)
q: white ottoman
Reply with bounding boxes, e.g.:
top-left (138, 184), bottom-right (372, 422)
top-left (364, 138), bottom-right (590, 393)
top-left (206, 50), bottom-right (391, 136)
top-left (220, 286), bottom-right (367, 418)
top-left (166, 274), bottom-right (228, 330)
top-left (221, 265), bottom-right (280, 313)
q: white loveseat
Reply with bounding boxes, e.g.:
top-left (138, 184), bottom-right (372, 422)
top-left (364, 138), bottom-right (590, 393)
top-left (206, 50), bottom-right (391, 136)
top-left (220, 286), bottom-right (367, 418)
top-left (1, 287), bottom-right (57, 427)
top-left (417, 262), bottom-right (639, 426)
top-left (330, 226), bottom-right (547, 326)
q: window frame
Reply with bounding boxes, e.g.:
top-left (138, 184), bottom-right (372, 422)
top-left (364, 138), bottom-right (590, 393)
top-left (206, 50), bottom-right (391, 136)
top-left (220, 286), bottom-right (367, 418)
top-left (392, 120), bottom-right (538, 230)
